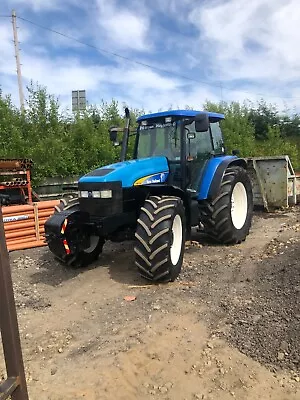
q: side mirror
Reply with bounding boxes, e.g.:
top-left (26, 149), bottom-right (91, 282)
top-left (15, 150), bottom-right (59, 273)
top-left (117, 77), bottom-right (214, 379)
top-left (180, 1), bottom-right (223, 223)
top-left (109, 126), bottom-right (119, 145)
top-left (194, 113), bottom-right (209, 132)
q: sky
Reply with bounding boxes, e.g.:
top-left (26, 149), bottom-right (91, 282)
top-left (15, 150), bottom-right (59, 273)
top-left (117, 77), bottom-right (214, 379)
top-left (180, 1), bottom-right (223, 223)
top-left (1, 0), bottom-right (300, 113)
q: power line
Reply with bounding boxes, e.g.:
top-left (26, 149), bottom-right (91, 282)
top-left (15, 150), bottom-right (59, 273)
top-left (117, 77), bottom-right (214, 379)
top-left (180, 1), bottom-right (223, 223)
top-left (15, 15), bottom-right (300, 101)
top-left (17, 15), bottom-right (217, 89)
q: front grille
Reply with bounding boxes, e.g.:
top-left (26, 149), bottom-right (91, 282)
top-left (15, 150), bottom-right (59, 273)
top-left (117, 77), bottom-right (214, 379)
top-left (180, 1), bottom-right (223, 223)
top-left (78, 181), bottom-right (122, 217)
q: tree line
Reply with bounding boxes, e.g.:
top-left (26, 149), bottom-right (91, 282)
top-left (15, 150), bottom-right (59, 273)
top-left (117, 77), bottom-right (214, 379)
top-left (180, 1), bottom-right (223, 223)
top-left (0, 83), bottom-right (299, 185)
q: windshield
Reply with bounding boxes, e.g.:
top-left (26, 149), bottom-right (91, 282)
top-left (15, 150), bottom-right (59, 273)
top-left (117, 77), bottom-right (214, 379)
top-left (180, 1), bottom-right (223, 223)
top-left (137, 121), bottom-right (181, 161)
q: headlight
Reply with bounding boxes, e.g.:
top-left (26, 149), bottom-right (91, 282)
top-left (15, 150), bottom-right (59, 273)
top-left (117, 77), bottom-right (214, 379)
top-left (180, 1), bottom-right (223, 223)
top-left (79, 189), bottom-right (113, 198)
top-left (100, 190), bottom-right (112, 198)
top-left (80, 191), bottom-right (89, 198)
top-left (92, 191), bottom-right (101, 198)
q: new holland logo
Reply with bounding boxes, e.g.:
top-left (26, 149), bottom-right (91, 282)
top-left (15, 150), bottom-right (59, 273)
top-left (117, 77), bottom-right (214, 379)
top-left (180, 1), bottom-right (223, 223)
top-left (134, 172), bottom-right (169, 186)
top-left (144, 177), bottom-right (161, 184)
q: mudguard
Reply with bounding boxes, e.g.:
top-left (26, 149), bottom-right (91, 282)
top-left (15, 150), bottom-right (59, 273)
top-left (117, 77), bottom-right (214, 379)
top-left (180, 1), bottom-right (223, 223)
top-left (45, 209), bottom-right (89, 261)
top-left (198, 156), bottom-right (247, 200)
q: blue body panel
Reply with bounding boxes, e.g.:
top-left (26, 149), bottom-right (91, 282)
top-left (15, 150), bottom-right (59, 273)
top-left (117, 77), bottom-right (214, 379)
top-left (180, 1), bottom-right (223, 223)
top-left (137, 110), bottom-right (224, 122)
top-left (79, 156), bottom-right (169, 188)
top-left (198, 156), bottom-right (237, 200)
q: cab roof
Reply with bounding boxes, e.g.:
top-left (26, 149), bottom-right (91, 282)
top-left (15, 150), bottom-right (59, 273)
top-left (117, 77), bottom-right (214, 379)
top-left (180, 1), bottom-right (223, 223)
top-left (137, 109), bottom-right (225, 122)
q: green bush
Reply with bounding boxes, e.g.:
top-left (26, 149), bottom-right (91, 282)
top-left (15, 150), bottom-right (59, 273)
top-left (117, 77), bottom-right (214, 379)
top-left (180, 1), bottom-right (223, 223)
top-left (0, 84), bottom-right (299, 184)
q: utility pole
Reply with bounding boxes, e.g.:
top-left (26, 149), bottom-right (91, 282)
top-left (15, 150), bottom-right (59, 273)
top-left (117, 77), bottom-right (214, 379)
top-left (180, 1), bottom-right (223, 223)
top-left (11, 10), bottom-right (25, 112)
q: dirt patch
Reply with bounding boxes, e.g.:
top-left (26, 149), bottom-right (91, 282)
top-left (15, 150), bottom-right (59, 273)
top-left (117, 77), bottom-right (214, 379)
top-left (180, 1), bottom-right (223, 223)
top-left (1, 209), bottom-right (300, 399)
top-left (224, 239), bottom-right (300, 372)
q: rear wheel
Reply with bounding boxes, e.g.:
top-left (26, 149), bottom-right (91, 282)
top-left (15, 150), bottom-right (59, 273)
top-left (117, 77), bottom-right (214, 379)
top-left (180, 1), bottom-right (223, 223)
top-left (55, 197), bottom-right (104, 267)
top-left (134, 196), bottom-right (186, 282)
top-left (199, 166), bottom-right (253, 244)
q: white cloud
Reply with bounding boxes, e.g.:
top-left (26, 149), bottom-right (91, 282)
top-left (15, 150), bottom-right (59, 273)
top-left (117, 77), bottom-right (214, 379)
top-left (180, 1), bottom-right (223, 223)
top-left (142, 0), bottom-right (193, 19)
top-left (8, 0), bottom-right (76, 12)
top-left (0, 33), bottom-right (217, 113)
top-left (18, 54), bottom-right (192, 111)
top-left (2, 0), bottom-right (300, 114)
top-left (0, 24), bottom-right (14, 71)
top-left (0, 22), bottom-right (32, 77)
top-left (95, 0), bottom-right (151, 52)
top-left (189, 0), bottom-right (300, 85)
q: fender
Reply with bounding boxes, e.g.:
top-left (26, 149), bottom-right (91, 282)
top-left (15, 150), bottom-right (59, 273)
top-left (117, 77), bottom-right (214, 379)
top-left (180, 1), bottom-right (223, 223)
top-left (139, 184), bottom-right (199, 230)
top-left (198, 156), bottom-right (247, 201)
top-left (139, 183), bottom-right (186, 200)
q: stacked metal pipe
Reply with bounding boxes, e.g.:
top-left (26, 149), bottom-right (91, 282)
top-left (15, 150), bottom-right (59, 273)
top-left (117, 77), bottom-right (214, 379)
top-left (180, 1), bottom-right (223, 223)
top-left (2, 200), bottom-right (59, 251)
top-left (0, 181), bottom-right (29, 187)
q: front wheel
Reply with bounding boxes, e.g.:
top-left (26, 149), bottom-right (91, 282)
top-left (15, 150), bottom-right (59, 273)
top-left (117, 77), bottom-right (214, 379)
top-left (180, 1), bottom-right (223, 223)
top-left (55, 197), bottom-right (104, 267)
top-left (134, 196), bottom-right (186, 282)
top-left (199, 166), bottom-right (253, 244)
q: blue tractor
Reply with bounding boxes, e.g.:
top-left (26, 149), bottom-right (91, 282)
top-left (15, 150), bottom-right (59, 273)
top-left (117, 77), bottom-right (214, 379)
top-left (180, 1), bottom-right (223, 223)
top-left (45, 109), bottom-right (253, 282)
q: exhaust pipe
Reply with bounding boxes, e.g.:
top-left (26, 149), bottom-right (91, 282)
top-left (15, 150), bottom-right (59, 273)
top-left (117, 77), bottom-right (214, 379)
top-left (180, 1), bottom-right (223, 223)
top-left (120, 107), bottom-right (130, 162)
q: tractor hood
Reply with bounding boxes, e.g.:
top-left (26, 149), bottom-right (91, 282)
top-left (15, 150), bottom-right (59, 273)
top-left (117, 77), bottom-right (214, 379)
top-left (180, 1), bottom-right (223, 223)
top-left (78, 156), bottom-right (170, 188)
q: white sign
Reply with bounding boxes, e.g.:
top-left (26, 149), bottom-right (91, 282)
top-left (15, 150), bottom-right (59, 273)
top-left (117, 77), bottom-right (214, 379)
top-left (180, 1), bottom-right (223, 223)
top-left (3, 215), bottom-right (29, 223)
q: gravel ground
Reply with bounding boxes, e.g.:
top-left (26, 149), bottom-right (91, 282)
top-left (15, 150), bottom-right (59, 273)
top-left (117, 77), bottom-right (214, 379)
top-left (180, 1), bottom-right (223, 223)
top-left (0, 208), bottom-right (299, 399)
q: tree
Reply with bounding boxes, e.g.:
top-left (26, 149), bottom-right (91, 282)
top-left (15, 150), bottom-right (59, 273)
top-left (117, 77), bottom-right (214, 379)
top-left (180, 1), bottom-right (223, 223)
top-left (248, 100), bottom-right (279, 140)
top-left (204, 100), bottom-right (257, 157)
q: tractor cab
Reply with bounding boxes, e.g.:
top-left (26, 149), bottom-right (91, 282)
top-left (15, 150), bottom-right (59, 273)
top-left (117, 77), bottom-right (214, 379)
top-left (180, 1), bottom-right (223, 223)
top-left (135, 110), bottom-right (225, 191)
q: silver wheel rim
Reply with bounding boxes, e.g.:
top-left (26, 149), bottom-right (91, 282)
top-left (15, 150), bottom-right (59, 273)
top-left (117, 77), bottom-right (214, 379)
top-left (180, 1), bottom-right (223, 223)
top-left (84, 236), bottom-right (100, 254)
top-left (170, 214), bottom-right (183, 265)
top-left (231, 182), bottom-right (248, 230)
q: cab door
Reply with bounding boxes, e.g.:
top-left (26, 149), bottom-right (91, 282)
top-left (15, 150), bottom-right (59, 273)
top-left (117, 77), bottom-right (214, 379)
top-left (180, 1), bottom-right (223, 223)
top-left (185, 121), bottom-right (214, 192)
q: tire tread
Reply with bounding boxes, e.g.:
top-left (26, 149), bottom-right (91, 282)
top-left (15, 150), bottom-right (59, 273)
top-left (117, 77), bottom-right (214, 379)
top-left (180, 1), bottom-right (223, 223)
top-left (135, 195), bottom-right (185, 282)
top-left (199, 166), bottom-right (253, 244)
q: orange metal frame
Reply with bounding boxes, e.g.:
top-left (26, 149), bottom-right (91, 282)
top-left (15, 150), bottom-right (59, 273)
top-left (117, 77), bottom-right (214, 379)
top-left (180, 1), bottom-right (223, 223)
top-left (0, 162), bottom-right (33, 204)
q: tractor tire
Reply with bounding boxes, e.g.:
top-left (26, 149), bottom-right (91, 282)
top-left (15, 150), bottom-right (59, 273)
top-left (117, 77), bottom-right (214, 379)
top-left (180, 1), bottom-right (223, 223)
top-left (55, 197), bottom-right (104, 267)
top-left (199, 166), bottom-right (253, 244)
top-left (134, 196), bottom-right (186, 282)
top-left (55, 196), bottom-right (80, 213)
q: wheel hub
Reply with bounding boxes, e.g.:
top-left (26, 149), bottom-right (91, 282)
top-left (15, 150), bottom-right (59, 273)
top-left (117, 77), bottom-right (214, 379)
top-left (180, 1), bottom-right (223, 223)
top-left (231, 182), bottom-right (248, 230)
top-left (170, 214), bottom-right (183, 265)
